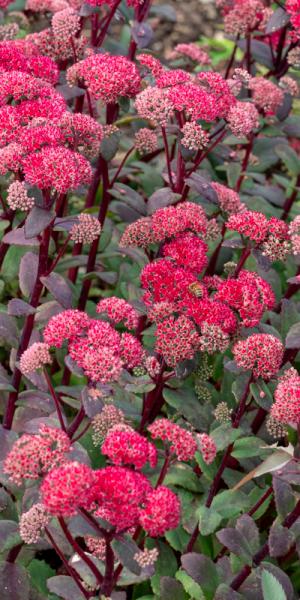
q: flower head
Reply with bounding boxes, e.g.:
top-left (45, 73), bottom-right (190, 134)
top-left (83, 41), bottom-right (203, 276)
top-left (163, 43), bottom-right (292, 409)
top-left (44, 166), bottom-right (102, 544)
top-left (102, 425), bottom-right (157, 469)
top-left (41, 462), bottom-right (96, 516)
top-left (155, 315), bottom-right (200, 366)
top-left (20, 343), bottom-right (52, 375)
top-left (181, 121), bottom-right (209, 151)
top-left (163, 233), bottom-right (208, 274)
top-left (43, 309), bottom-right (90, 348)
top-left (135, 128), bottom-right (158, 155)
top-left (271, 368), bottom-right (300, 425)
top-left (135, 86), bottom-right (174, 127)
top-left (20, 504), bottom-right (50, 544)
top-left (96, 297), bottom-right (139, 329)
top-left (211, 182), bottom-right (244, 214)
top-left (91, 405), bottom-right (125, 446)
top-left (138, 486), bottom-right (180, 537)
top-left (4, 425), bottom-right (70, 485)
top-left (249, 77), bottom-right (284, 114)
top-left (227, 101), bottom-right (259, 138)
top-left (23, 147), bottom-right (92, 194)
top-left (70, 214), bottom-right (101, 244)
top-left (119, 217), bottom-right (154, 248)
top-left (7, 181), bottom-right (35, 211)
top-left (233, 334), bottom-right (284, 379)
top-left (197, 433), bottom-right (217, 464)
top-left (148, 418), bottom-right (197, 461)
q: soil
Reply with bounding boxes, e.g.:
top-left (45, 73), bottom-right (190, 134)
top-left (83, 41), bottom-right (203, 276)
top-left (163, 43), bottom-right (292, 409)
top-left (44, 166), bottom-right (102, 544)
top-left (152, 0), bottom-right (218, 56)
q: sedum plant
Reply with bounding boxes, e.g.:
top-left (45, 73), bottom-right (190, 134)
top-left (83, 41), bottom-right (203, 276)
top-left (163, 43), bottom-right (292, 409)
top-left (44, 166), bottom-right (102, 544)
top-left (0, 0), bottom-right (300, 598)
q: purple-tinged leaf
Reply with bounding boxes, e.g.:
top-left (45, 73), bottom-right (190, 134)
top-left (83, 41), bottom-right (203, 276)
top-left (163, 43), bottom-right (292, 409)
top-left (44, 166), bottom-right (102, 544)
top-left (112, 536), bottom-right (151, 576)
top-left (0, 562), bottom-right (30, 600)
top-left (19, 252), bottom-right (38, 297)
top-left (81, 386), bottom-right (104, 417)
top-left (273, 476), bottom-right (296, 520)
top-left (181, 553), bottom-right (218, 596)
top-left (147, 188), bottom-right (180, 215)
top-left (160, 577), bottom-right (185, 600)
top-left (222, 238), bottom-right (244, 249)
top-left (18, 390), bottom-right (54, 413)
top-left (238, 40), bottom-right (273, 69)
top-left (185, 173), bottom-right (218, 204)
top-left (64, 354), bottom-right (84, 376)
top-left (252, 249), bottom-right (272, 272)
top-left (35, 301), bottom-right (64, 324)
top-left (269, 521), bottom-right (294, 557)
top-left (277, 93), bottom-right (292, 121)
top-left (111, 183), bottom-right (146, 215)
top-left (246, 184), bottom-right (285, 208)
top-left (285, 322), bottom-right (300, 348)
top-left (3, 227), bottom-right (39, 246)
top-left (100, 132), bottom-right (120, 161)
top-left (0, 313), bottom-right (18, 347)
top-left (111, 593), bottom-right (127, 600)
top-left (47, 576), bottom-right (86, 600)
top-left (8, 299), bottom-right (35, 317)
top-left (266, 7), bottom-right (290, 34)
top-left (54, 216), bottom-right (78, 232)
top-left (0, 521), bottom-right (21, 552)
top-left (287, 274), bottom-right (300, 285)
top-left (24, 207), bottom-right (54, 239)
top-left (131, 21), bottom-right (153, 48)
top-left (216, 528), bottom-right (253, 563)
top-left (258, 564), bottom-right (293, 600)
top-left (214, 584), bottom-right (243, 600)
top-left (0, 426), bottom-right (18, 460)
top-left (236, 515), bottom-right (260, 553)
top-left (40, 273), bottom-right (72, 308)
top-left (79, 2), bottom-right (99, 16)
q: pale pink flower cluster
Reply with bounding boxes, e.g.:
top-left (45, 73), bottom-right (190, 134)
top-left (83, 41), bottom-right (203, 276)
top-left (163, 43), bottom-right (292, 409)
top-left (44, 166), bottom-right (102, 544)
top-left (96, 296), bottom-right (139, 329)
top-left (289, 215), bottom-right (300, 255)
top-left (20, 342), bottom-right (52, 375)
top-left (135, 86), bottom-right (174, 127)
top-left (233, 334), bottom-right (284, 379)
top-left (227, 211), bottom-right (290, 261)
top-left (20, 504), bottom-right (50, 544)
top-left (4, 425), bottom-right (70, 485)
top-left (60, 111), bottom-right (104, 159)
top-left (181, 121), bottom-right (209, 151)
top-left (227, 101), bottom-right (260, 138)
top-left (119, 217), bottom-right (154, 248)
top-left (169, 43), bottom-right (210, 65)
top-left (211, 181), bottom-right (244, 214)
top-left (197, 433), bottom-right (217, 464)
top-left (7, 181), bottom-right (35, 211)
top-left (148, 418), bottom-right (197, 461)
top-left (0, 23), bottom-right (19, 41)
top-left (249, 77), bottom-right (284, 114)
top-left (155, 315), bottom-right (200, 367)
top-left (279, 76), bottom-right (299, 97)
top-left (51, 8), bottom-right (80, 40)
top-left (199, 323), bottom-right (230, 354)
top-left (223, 0), bottom-right (271, 35)
top-left (85, 536), bottom-right (106, 560)
top-left (134, 548), bottom-right (159, 568)
top-left (135, 128), bottom-right (158, 155)
top-left (137, 53), bottom-right (163, 78)
top-left (145, 355), bottom-right (161, 378)
top-left (271, 368), bottom-right (300, 425)
top-left (70, 214), bottom-right (101, 244)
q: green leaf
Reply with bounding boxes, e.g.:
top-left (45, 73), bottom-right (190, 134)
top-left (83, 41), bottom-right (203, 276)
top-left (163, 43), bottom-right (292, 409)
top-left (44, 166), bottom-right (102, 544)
top-left (181, 553), bottom-right (219, 599)
top-left (261, 570), bottom-right (287, 600)
top-left (28, 560), bottom-right (55, 596)
top-left (211, 490), bottom-right (249, 519)
top-left (175, 570), bottom-right (205, 600)
top-left (163, 387), bottom-right (209, 429)
top-left (197, 505), bottom-right (223, 536)
top-left (0, 520), bottom-right (21, 552)
top-left (210, 423), bottom-right (242, 452)
top-left (164, 464), bottom-right (203, 493)
top-left (165, 527), bottom-right (190, 552)
top-left (150, 541), bottom-right (177, 596)
top-left (231, 436), bottom-right (270, 459)
top-left (275, 144), bottom-right (300, 175)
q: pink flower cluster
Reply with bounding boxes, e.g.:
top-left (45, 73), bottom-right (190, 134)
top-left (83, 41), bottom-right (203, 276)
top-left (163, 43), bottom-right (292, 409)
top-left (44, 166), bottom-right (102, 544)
top-left (197, 433), bottom-right (217, 464)
top-left (96, 296), bottom-right (139, 329)
top-left (227, 211), bottom-right (290, 260)
top-left (148, 418), bottom-right (197, 461)
top-left (67, 53), bottom-right (141, 104)
top-left (233, 334), bottom-right (284, 379)
top-left (40, 460), bottom-right (180, 536)
top-left (20, 342), bottom-right (52, 375)
top-left (4, 425), bottom-right (70, 485)
top-left (102, 425), bottom-right (157, 469)
top-left (271, 368), bottom-right (300, 425)
top-left (44, 308), bottom-right (144, 383)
